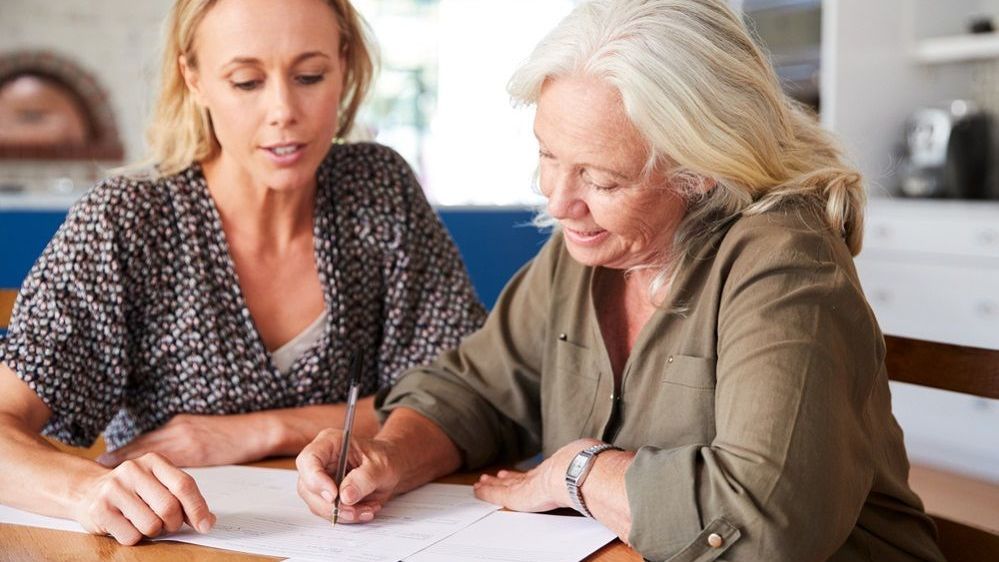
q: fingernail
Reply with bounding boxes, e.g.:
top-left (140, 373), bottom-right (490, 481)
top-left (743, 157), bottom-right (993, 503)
top-left (341, 485), bottom-right (356, 504)
top-left (197, 519), bottom-right (211, 534)
top-left (360, 511), bottom-right (373, 521)
top-left (96, 454), bottom-right (116, 467)
top-left (321, 490), bottom-right (334, 503)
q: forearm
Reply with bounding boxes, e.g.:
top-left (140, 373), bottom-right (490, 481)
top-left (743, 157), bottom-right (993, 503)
top-left (257, 395), bottom-right (381, 458)
top-left (378, 407), bottom-right (462, 494)
top-left (581, 449), bottom-right (636, 543)
top-left (0, 414), bottom-right (106, 519)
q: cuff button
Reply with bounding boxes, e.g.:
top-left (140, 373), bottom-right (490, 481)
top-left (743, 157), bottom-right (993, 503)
top-left (707, 533), bottom-right (724, 548)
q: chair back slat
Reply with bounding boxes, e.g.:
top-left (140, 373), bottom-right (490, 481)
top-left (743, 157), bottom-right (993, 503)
top-left (0, 289), bottom-right (16, 331)
top-left (883, 335), bottom-right (999, 561)
top-left (884, 335), bottom-right (999, 399)
top-left (934, 516), bottom-right (999, 561)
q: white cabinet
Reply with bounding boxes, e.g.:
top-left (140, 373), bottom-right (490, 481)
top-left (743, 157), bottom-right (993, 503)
top-left (855, 199), bottom-right (999, 481)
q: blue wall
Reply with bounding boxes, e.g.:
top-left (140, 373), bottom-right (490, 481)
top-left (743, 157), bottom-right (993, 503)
top-left (0, 211), bottom-right (68, 289)
top-left (0, 207), bottom-right (549, 310)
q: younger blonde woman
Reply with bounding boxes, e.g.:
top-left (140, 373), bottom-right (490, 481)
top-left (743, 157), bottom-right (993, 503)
top-left (0, 0), bottom-right (484, 545)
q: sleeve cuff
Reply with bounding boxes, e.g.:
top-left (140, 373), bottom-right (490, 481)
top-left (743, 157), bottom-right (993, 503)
top-left (376, 369), bottom-right (506, 469)
top-left (625, 445), bottom-right (742, 561)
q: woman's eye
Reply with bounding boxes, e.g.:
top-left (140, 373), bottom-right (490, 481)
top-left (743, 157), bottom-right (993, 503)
top-left (538, 149), bottom-right (554, 159)
top-left (582, 170), bottom-right (618, 191)
top-left (231, 80), bottom-right (261, 91)
top-left (297, 74), bottom-right (325, 85)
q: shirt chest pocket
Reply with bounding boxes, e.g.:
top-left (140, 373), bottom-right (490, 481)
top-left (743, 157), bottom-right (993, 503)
top-left (616, 354), bottom-right (718, 448)
top-left (662, 354), bottom-right (717, 390)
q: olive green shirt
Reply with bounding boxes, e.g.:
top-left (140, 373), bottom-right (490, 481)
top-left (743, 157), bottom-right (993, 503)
top-left (378, 207), bottom-right (944, 561)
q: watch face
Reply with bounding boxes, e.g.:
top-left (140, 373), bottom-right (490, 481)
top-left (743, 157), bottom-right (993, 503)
top-left (568, 454), bottom-right (589, 477)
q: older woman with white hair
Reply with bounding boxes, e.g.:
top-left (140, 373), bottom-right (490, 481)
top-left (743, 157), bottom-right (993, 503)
top-left (297, 1), bottom-right (945, 560)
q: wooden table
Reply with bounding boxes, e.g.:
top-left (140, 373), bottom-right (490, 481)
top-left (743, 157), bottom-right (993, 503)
top-left (0, 454), bottom-right (641, 561)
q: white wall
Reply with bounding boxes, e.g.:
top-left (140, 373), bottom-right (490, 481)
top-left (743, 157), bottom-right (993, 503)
top-left (0, 0), bottom-right (172, 193)
top-left (0, 0), bottom-right (173, 163)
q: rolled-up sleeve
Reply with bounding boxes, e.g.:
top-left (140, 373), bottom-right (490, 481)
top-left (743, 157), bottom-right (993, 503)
top-left (0, 185), bottom-right (133, 447)
top-left (625, 227), bottom-right (881, 561)
top-left (377, 232), bottom-right (559, 469)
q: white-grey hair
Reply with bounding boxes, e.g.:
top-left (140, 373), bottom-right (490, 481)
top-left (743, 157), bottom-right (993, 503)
top-left (510, 0), bottom-right (864, 305)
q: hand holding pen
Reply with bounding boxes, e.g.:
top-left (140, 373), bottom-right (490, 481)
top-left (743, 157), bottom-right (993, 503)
top-left (331, 353), bottom-right (362, 527)
top-left (296, 354), bottom-right (427, 525)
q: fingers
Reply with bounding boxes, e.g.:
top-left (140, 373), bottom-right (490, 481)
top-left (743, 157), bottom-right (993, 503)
top-left (334, 500), bottom-right (383, 524)
top-left (99, 505), bottom-right (145, 546)
top-left (473, 471), bottom-right (527, 507)
top-left (96, 433), bottom-right (160, 467)
top-left (85, 480), bottom-right (156, 545)
top-left (296, 474), bottom-right (335, 519)
top-left (296, 429), bottom-right (341, 502)
top-left (112, 486), bottom-right (164, 538)
top-left (338, 461), bottom-right (385, 507)
top-left (130, 468), bottom-right (185, 534)
top-left (143, 453), bottom-right (215, 533)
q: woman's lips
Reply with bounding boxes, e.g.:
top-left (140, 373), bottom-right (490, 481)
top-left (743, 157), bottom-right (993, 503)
top-left (261, 143), bottom-right (305, 166)
top-left (564, 226), bottom-right (609, 245)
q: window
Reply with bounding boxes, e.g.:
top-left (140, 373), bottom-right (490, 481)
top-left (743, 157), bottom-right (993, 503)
top-left (353, 0), bottom-right (577, 206)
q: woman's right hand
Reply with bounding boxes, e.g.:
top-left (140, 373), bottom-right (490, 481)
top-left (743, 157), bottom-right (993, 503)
top-left (73, 452), bottom-right (215, 545)
top-left (295, 428), bottom-right (401, 523)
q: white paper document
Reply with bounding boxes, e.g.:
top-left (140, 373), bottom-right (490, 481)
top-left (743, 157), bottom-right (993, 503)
top-left (0, 466), bottom-right (499, 561)
top-left (0, 465), bottom-right (616, 562)
top-left (405, 511), bottom-right (617, 562)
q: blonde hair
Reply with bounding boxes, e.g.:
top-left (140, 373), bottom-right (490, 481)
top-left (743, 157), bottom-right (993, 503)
top-left (510, 0), bottom-right (865, 298)
top-left (145, 0), bottom-right (375, 176)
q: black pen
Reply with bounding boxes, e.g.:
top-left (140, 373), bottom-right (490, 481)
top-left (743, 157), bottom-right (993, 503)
top-left (332, 353), bottom-right (362, 527)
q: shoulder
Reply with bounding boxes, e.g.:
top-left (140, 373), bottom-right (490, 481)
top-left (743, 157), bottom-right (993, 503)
top-left (66, 170), bottom-right (177, 232)
top-left (51, 168), bottom-right (198, 266)
top-left (320, 142), bottom-right (415, 185)
top-left (707, 203), bottom-right (871, 322)
top-left (716, 203), bottom-right (850, 273)
top-left (317, 142), bottom-right (421, 211)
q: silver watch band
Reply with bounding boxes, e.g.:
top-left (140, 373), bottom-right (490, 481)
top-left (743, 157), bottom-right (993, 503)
top-left (565, 443), bottom-right (620, 517)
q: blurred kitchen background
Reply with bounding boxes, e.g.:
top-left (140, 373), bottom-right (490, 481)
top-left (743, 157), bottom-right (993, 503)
top-left (1, 0), bottom-right (997, 533)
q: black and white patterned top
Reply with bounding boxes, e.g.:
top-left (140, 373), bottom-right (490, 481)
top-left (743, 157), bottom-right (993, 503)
top-left (0, 143), bottom-right (486, 450)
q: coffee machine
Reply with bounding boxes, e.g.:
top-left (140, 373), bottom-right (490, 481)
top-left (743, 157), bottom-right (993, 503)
top-left (898, 100), bottom-right (994, 199)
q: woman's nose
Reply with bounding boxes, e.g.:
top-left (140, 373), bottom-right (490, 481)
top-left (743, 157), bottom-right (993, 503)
top-left (267, 79), bottom-right (297, 127)
top-left (545, 174), bottom-right (587, 220)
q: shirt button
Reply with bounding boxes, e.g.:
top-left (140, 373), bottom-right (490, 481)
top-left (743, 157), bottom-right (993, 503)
top-left (667, 355), bottom-right (674, 363)
top-left (558, 333), bottom-right (568, 341)
top-left (707, 533), bottom-right (724, 548)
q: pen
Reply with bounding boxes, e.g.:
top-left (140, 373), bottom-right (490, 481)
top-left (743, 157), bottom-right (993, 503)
top-left (332, 353), bottom-right (362, 527)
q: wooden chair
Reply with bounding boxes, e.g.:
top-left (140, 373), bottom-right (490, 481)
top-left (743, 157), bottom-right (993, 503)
top-left (884, 335), bottom-right (999, 561)
top-left (0, 289), bottom-right (16, 332)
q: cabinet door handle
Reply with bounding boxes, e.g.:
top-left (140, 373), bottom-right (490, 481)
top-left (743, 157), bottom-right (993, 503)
top-left (872, 290), bottom-right (893, 305)
top-left (874, 224), bottom-right (892, 239)
top-left (977, 301), bottom-right (997, 317)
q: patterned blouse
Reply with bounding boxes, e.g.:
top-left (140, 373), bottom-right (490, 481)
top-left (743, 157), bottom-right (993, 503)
top-left (0, 143), bottom-right (486, 450)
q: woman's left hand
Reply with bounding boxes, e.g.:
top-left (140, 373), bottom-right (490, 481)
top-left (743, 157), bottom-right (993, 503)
top-left (96, 413), bottom-right (272, 468)
top-left (472, 439), bottom-right (600, 513)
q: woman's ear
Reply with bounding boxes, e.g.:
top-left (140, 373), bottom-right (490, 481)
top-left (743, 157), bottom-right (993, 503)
top-left (178, 55), bottom-right (206, 106)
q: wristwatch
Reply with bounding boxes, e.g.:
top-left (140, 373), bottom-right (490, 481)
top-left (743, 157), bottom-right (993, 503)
top-left (565, 443), bottom-right (621, 517)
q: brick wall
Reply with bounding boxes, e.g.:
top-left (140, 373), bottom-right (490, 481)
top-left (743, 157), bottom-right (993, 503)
top-left (0, 0), bottom-right (173, 192)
